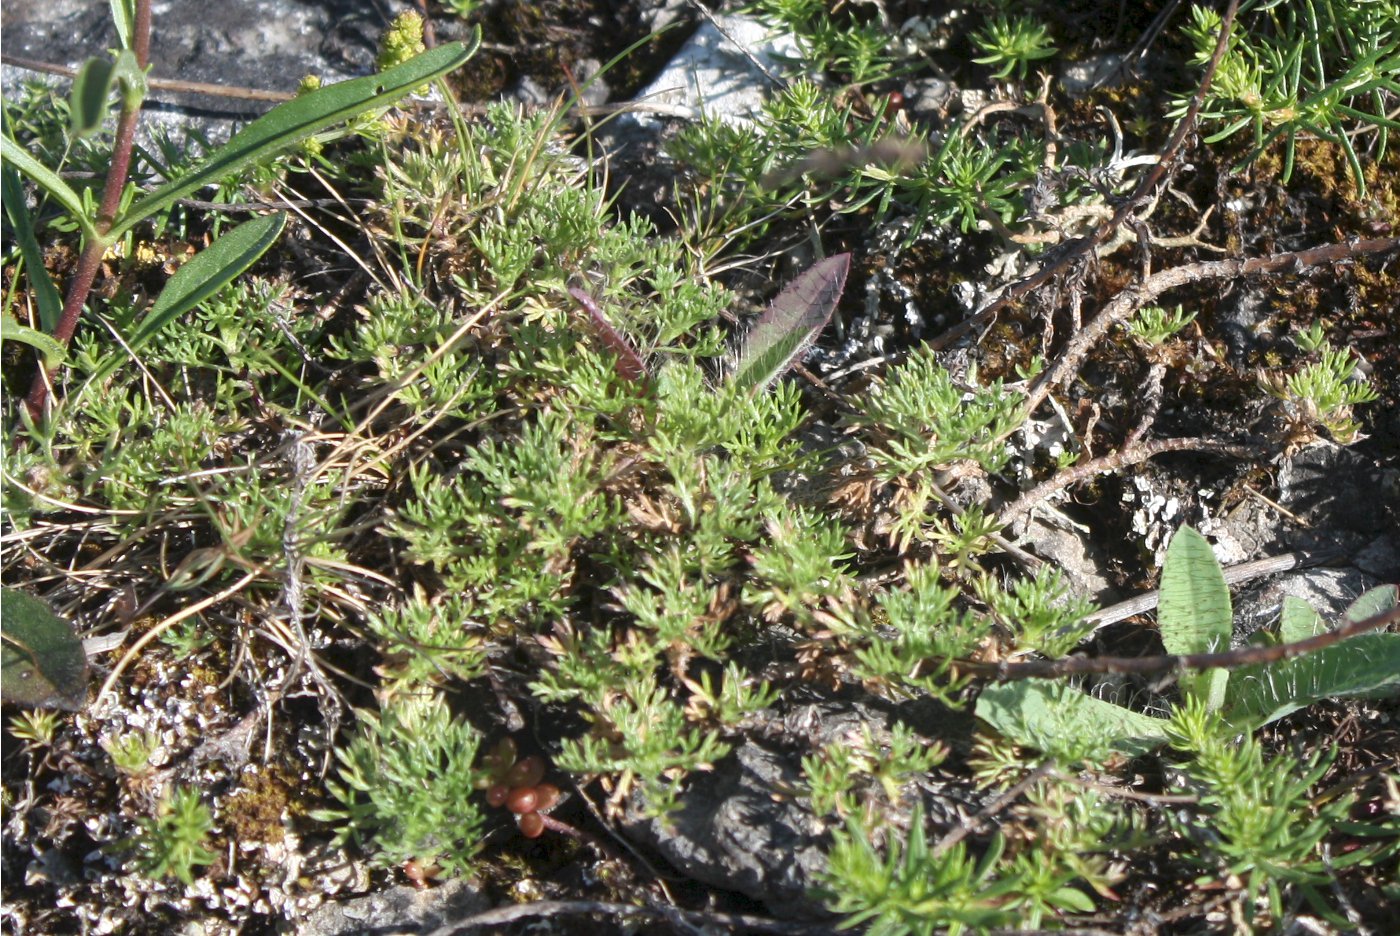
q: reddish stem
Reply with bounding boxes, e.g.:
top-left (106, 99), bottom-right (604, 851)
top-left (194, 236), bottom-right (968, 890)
top-left (24, 0), bottom-right (153, 419)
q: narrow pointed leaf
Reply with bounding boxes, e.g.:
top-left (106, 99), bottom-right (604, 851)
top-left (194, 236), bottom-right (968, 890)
top-left (569, 287), bottom-right (648, 385)
top-left (109, 0), bottom-right (135, 49)
top-left (1158, 526), bottom-right (1231, 710)
top-left (1, 136), bottom-right (101, 244)
top-left (125, 212), bottom-right (286, 353)
top-left (109, 34), bottom-right (479, 240)
top-left (730, 252), bottom-right (850, 393)
top-left (2, 317), bottom-right (68, 369)
top-left (3, 165), bottom-right (65, 332)
top-left (2, 588), bottom-right (89, 711)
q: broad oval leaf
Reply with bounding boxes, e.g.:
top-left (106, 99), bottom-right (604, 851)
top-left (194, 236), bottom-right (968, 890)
top-left (1158, 525), bottom-right (1231, 710)
top-left (1344, 584), bottom-right (1398, 624)
top-left (976, 679), bottom-right (1170, 758)
top-left (127, 212), bottom-right (287, 352)
top-left (2, 588), bottom-right (89, 711)
top-left (110, 35), bottom-right (480, 240)
top-left (1278, 595), bottom-right (1325, 644)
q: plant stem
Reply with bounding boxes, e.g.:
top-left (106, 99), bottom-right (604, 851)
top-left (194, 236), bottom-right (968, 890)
top-left (25, 0), bottom-right (152, 419)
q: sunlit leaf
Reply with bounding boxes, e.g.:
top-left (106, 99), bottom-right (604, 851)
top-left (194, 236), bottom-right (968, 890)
top-left (976, 679), bottom-right (1169, 758)
top-left (127, 212), bottom-right (286, 353)
top-left (730, 252), bottom-right (849, 393)
top-left (1, 588), bottom-right (89, 711)
top-left (1159, 526), bottom-right (1231, 710)
top-left (109, 34), bottom-right (480, 240)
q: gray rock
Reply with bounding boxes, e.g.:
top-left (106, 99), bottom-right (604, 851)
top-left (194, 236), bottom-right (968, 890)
top-left (1060, 54), bottom-right (1127, 97)
top-left (3, 0), bottom-right (401, 145)
top-left (289, 876), bottom-right (489, 936)
top-left (621, 13), bottom-right (798, 130)
top-left (620, 699), bottom-right (990, 918)
top-left (1232, 567), bottom-right (1385, 642)
top-left (622, 739), bottom-right (832, 918)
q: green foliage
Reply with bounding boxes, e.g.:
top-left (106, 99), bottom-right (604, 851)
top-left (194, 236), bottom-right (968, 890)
top-left (125, 786), bottom-right (218, 885)
top-left (803, 722), bottom-right (947, 819)
top-left (1164, 698), bottom-right (1400, 925)
top-left (754, 0), bottom-right (901, 86)
top-left (823, 808), bottom-right (1020, 935)
top-left (845, 561), bottom-right (989, 703)
top-left (4, 4), bottom-right (1393, 928)
top-left (7, 710), bottom-right (62, 747)
top-left (971, 15), bottom-right (1059, 81)
top-left (849, 346), bottom-right (1022, 482)
top-left (1158, 526), bottom-right (1232, 711)
top-left (667, 76), bottom-right (1043, 253)
top-left (1260, 340), bottom-right (1379, 442)
top-left (0, 26), bottom-right (479, 387)
top-left (0, 588), bottom-right (88, 711)
top-left (365, 592), bottom-right (488, 695)
top-left (729, 253), bottom-right (850, 394)
top-left (315, 694), bottom-right (486, 875)
top-left (104, 728), bottom-right (164, 775)
top-left (977, 526), bottom-right (1400, 757)
top-left (1176, 0), bottom-right (1400, 194)
top-left (1126, 304), bottom-right (1197, 346)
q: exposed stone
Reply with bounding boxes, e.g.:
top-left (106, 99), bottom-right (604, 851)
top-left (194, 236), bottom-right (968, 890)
top-left (288, 876), bottom-right (488, 936)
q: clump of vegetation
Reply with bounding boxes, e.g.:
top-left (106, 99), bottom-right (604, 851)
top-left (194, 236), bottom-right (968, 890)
top-left (122, 787), bottom-right (218, 885)
top-left (3, 0), bottom-right (1398, 931)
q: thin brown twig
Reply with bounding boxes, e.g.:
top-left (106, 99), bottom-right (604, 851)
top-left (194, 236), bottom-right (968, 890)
top-left (998, 436), bottom-right (1268, 526)
top-left (420, 898), bottom-right (833, 936)
top-left (961, 599), bottom-right (1400, 682)
top-left (1022, 236), bottom-right (1400, 418)
top-left (933, 762), bottom-right (1054, 856)
top-left (928, 0), bottom-right (1244, 353)
top-left (23, 0), bottom-right (153, 418)
top-left (1, 52), bottom-right (295, 103)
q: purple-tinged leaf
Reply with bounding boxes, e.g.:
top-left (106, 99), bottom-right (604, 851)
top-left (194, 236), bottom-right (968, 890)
top-left (569, 287), bottom-right (649, 385)
top-left (730, 253), bottom-right (850, 393)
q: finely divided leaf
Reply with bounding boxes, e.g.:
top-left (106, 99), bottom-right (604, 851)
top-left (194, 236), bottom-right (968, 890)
top-left (730, 252), bottom-right (850, 393)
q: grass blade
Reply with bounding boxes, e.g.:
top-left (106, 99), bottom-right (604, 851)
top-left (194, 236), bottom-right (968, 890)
top-left (2, 165), bottom-right (65, 332)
